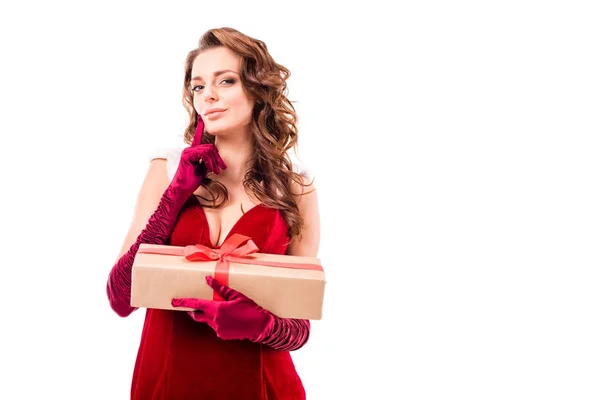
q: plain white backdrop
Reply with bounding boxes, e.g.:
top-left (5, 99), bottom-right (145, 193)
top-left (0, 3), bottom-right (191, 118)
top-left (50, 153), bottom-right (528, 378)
top-left (0, 1), bottom-right (599, 399)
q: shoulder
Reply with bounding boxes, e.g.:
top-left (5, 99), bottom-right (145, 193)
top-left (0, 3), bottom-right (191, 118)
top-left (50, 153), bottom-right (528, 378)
top-left (288, 150), bottom-right (315, 186)
top-left (148, 146), bottom-right (185, 181)
top-left (288, 152), bottom-right (319, 228)
top-left (115, 156), bottom-right (170, 258)
top-left (291, 174), bottom-right (318, 211)
top-left (147, 145), bottom-right (316, 190)
top-left (287, 172), bottom-right (320, 257)
top-left (287, 148), bottom-right (317, 197)
top-left (138, 156), bottom-right (170, 201)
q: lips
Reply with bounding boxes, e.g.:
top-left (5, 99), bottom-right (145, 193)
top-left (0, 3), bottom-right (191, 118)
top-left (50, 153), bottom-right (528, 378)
top-left (205, 108), bottom-right (227, 116)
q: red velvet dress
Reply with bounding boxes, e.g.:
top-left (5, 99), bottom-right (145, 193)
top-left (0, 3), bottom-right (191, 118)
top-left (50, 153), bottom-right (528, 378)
top-left (130, 196), bottom-right (306, 399)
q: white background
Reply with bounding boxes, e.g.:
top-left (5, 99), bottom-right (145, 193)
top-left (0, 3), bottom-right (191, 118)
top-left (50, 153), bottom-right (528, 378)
top-left (0, 1), bottom-right (599, 399)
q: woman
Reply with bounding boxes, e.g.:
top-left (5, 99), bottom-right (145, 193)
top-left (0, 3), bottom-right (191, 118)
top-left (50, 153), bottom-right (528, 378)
top-left (106, 27), bottom-right (319, 399)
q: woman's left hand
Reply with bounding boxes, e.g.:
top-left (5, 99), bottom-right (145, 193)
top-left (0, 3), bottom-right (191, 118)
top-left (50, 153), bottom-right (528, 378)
top-left (172, 276), bottom-right (275, 341)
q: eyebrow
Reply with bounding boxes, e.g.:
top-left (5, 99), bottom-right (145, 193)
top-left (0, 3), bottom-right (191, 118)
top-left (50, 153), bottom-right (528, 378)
top-left (191, 69), bottom-right (239, 82)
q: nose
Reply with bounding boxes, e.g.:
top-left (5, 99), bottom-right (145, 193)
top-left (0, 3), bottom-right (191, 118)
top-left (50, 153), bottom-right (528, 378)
top-left (202, 85), bottom-right (217, 103)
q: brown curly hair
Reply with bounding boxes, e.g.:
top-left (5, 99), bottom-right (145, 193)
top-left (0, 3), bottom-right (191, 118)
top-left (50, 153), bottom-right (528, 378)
top-left (180, 27), bottom-right (311, 239)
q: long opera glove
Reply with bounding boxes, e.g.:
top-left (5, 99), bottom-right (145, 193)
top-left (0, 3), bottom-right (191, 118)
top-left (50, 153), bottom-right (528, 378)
top-left (106, 117), bottom-right (226, 317)
top-left (172, 276), bottom-right (310, 351)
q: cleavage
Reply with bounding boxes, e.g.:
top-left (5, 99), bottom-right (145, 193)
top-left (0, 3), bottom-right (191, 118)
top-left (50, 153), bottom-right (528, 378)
top-left (202, 201), bottom-right (261, 247)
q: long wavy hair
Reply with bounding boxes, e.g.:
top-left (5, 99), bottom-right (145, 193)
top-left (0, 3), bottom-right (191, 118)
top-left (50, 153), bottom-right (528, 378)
top-left (181, 27), bottom-right (310, 239)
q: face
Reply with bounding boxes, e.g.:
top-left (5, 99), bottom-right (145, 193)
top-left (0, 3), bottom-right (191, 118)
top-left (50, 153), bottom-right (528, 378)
top-left (190, 47), bottom-right (254, 137)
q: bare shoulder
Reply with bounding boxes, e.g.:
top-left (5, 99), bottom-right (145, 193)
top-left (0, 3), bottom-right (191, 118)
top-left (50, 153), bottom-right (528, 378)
top-left (140, 158), bottom-right (171, 197)
top-left (116, 159), bottom-right (170, 258)
top-left (291, 173), bottom-right (316, 195)
top-left (291, 175), bottom-right (318, 215)
top-left (287, 174), bottom-right (320, 257)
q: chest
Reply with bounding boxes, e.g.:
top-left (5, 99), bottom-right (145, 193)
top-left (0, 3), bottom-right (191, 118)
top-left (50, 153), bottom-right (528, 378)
top-left (170, 195), bottom-right (289, 254)
top-left (202, 201), bottom-right (263, 247)
top-left (195, 184), bottom-right (263, 247)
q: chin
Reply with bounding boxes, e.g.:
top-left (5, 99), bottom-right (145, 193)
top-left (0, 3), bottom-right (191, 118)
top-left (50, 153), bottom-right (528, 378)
top-left (205, 126), bottom-right (229, 136)
top-left (206, 121), bottom-right (247, 137)
top-left (204, 121), bottom-right (228, 135)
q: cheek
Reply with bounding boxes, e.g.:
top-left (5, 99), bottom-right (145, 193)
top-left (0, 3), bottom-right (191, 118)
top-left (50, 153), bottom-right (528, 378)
top-left (230, 90), bottom-right (250, 107)
top-left (230, 92), bottom-right (254, 120)
top-left (239, 101), bottom-right (254, 123)
top-left (192, 95), bottom-right (202, 114)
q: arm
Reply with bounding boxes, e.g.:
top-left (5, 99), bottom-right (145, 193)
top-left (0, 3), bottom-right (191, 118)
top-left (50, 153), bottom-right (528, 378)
top-left (260, 177), bottom-right (320, 350)
top-left (107, 117), bottom-right (227, 317)
top-left (106, 159), bottom-right (177, 317)
top-left (116, 159), bottom-right (170, 260)
top-left (287, 177), bottom-right (320, 258)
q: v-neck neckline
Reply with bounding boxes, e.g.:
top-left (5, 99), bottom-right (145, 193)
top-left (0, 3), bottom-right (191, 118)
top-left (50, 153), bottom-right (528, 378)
top-left (191, 195), bottom-right (265, 249)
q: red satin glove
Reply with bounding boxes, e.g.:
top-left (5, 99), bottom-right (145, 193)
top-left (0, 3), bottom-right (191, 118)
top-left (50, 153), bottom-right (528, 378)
top-left (172, 276), bottom-right (310, 351)
top-left (171, 119), bottom-right (226, 195)
top-left (106, 116), bottom-right (225, 317)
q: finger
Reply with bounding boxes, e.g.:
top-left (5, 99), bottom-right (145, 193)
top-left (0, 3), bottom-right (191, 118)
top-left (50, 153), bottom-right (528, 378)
top-left (207, 153), bottom-right (227, 173)
top-left (206, 275), bottom-right (244, 301)
top-left (187, 311), bottom-right (213, 324)
top-left (217, 155), bottom-right (227, 170)
top-left (208, 153), bottom-right (227, 171)
top-left (209, 158), bottom-right (224, 175)
top-left (181, 147), bottom-right (202, 164)
top-left (191, 115), bottom-right (205, 146)
top-left (203, 157), bottom-right (217, 173)
top-left (172, 297), bottom-right (210, 310)
top-left (183, 147), bottom-right (210, 164)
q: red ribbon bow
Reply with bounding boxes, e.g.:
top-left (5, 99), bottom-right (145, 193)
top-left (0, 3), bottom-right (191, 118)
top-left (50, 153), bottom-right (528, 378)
top-left (182, 234), bottom-right (260, 300)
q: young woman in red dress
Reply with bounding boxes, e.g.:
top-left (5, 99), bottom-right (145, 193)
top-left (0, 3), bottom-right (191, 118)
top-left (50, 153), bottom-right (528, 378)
top-left (105, 27), bottom-right (320, 399)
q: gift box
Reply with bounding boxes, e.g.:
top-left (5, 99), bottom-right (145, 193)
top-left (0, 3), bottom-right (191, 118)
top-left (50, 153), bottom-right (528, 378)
top-left (130, 234), bottom-right (326, 320)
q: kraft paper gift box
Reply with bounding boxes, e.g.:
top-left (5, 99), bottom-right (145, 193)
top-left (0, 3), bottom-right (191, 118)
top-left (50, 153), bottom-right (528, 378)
top-left (130, 233), bottom-right (326, 320)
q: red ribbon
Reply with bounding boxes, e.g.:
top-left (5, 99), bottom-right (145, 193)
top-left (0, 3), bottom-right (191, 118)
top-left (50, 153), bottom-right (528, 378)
top-left (138, 234), bottom-right (322, 301)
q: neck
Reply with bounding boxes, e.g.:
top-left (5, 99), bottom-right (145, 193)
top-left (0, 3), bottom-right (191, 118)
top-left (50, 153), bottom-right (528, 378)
top-left (213, 131), bottom-right (253, 186)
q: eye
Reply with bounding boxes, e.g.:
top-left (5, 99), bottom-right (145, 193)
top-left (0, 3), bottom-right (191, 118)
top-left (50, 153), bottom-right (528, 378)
top-left (191, 85), bottom-right (204, 93)
top-left (221, 78), bottom-right (235, 85)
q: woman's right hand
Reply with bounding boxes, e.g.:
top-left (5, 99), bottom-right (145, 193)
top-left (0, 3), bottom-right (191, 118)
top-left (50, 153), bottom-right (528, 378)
top-left (171, 115), bottom-right (227, 195)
